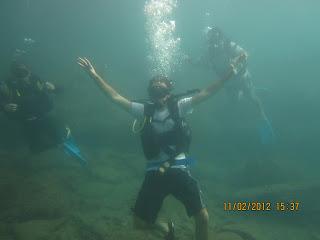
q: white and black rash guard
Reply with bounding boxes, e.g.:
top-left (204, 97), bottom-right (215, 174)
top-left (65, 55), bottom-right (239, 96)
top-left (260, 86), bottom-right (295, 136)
top-left (131, 97), bottom-right (193, 162)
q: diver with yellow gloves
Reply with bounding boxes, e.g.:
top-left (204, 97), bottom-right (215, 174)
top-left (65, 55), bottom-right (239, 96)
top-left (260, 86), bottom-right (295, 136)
top-left (0, 62), bottom-right (86, 165)
top-left (77, 55), bottom-right (245, 240)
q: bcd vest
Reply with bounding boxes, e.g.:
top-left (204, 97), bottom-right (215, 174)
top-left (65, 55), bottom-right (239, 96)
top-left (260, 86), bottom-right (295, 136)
top-left (139, 97), bottom-right (191, 161)
top-left (1, 75), bottom-right (53, 120)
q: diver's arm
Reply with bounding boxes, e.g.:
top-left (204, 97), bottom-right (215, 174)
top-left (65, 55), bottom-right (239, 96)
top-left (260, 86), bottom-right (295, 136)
top-left (77, 57), bottom-right (131, 112)
top-left (45, 82), bottom-right (56, 91)
top-left (191, 53), bottom-right (246, 106)
top-left (191, 66), bottom-right (235, 106)
top-left (3, 103), bottom-right (18, 112)
top-left (45, 82), bottom-right (64, 94)
top-left (32, 75), bottom-right (57, 93)
top-left (231, 46), bottom-right (248, 72)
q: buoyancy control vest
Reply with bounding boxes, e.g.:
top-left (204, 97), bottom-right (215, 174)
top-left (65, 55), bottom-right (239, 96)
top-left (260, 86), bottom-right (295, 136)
top-left (139, 95), bottom-right (192, 161)
top-left (1, 74), bottom-right (53, 120)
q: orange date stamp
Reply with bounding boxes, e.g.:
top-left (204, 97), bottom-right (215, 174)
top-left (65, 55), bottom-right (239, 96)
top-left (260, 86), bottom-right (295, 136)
top-left (223, 201), bottom-right (300, 211)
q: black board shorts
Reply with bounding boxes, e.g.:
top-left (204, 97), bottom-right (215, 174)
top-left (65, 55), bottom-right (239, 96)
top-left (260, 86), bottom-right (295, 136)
top-left (133, 168), bottom-right (205, 224)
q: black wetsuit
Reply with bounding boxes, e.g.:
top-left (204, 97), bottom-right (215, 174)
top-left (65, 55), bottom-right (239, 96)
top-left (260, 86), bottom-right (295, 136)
top-left (0, 74), bottom-right (65, 153)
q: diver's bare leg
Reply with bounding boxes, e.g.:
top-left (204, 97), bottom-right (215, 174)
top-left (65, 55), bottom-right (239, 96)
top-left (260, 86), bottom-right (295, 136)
top-left (133, 215), bottom-right (169, 238)
top-left (194, 208), bottom-right (209, 240)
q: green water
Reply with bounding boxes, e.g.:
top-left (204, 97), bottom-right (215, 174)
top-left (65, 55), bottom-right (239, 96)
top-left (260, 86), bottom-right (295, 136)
top-left (0, 0), bottom-right (319, 239)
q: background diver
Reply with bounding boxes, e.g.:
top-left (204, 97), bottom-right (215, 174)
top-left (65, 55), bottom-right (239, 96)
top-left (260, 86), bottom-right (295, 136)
top-left (77, 55), bottom-right (245, 240)
top-left (190, 26), bottom-right (275, 144)
top-left (0, 62), bottom-right (86, 165)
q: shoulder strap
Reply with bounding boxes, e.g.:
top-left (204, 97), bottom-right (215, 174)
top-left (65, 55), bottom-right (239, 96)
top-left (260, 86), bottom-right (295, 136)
top-left (167, 97), bottom-right (180, 121)
top-left (143, 102), bottom-right (156, 118)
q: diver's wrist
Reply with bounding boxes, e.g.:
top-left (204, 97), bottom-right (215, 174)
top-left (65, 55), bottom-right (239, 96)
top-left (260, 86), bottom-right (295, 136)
top-left (90, 72), bottom-right (99, 80)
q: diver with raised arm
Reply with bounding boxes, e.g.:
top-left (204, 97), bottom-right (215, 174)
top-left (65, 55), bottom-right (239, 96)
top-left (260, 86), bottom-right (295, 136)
top-left (194, 26), bottom-right (274, 144)
top-left (77, 55), bottom-right (244, 240)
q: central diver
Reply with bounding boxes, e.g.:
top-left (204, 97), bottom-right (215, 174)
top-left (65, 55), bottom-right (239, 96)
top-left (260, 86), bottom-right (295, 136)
top-left (77, 55), bottom-right (245, 240)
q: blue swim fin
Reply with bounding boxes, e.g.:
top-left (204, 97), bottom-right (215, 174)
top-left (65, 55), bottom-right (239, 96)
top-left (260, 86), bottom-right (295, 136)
top-left (258, 118), bottom-right (275, 145)
top-left (63, 137), bottom-right (87, 166)
top-left (186, 157), bottom-right (196, 167)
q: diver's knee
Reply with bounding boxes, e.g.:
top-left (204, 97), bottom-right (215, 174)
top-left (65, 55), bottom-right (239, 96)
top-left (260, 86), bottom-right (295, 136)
top-left (195, 208), bottom-right (209, 226)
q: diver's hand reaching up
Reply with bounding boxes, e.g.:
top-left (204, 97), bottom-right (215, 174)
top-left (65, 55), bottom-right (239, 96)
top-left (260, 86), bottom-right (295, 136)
top-left (77, 57), bottom-right (131, 112)
top-left (77, 57), bottom-right (97, 77)
top-left (4, 103), bottom-right (18, 113)
top-left (230, 53), bottom-right (247, 75)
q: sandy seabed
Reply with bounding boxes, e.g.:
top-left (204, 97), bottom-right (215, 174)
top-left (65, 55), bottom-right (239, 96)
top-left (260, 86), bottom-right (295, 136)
top-left (0, 147), bottom-right (318, 240)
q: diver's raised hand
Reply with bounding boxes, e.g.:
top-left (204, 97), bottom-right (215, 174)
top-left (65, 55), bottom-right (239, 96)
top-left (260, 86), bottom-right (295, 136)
top-left (77, 57), bottom-right (131, 112)
top-left (4, 103), bottom-right (18, 112)
top-left (230, 53), bottom-right (247, 75)
top-left (45, 82), bottom-right (56, 91)
top-left (77, 57), bottom-right (97, 77)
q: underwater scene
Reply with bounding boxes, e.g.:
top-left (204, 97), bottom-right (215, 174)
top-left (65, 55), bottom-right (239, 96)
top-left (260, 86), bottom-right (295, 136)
top-left (0, 0), bottom-right (319, 239)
